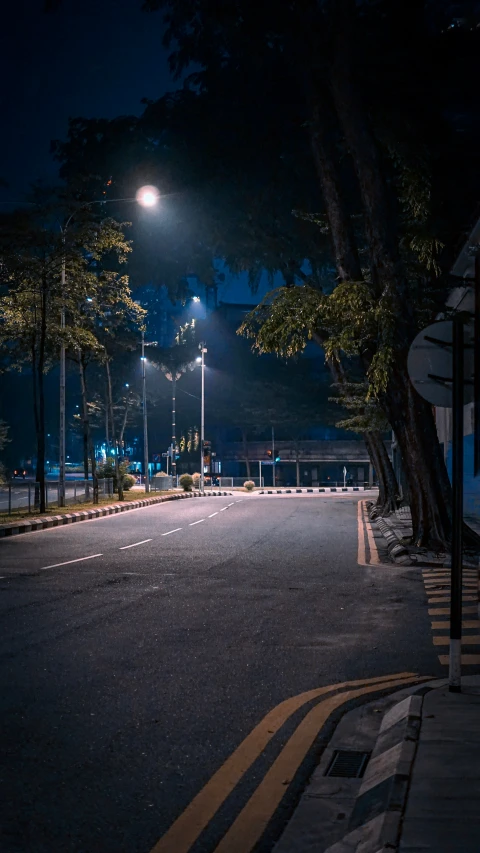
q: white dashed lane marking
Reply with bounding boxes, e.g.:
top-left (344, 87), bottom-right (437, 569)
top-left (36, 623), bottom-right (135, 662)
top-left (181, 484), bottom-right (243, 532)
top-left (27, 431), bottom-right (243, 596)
top-left (208, 512), bottom-right (218, 518)
top-left (40, 554), bottom-right (103, 570)
top-left (189, 519), bottom-right (205, 526)
top-left (162, 528), bottom-right (183, 536)
top-left (119, 539), bottom-right (152, 550)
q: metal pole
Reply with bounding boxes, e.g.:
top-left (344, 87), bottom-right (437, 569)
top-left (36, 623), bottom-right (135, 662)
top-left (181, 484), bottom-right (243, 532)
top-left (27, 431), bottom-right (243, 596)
top-left (171, 379), bottom-right (177, 482)
top-left (8, 484), bottom-right (11, 515)
top-left (259, 460), bottom-right (262, 488)
top-left (450, 315), bottom-right (464, 693)
top-left (475, 255), bottom-right (480, 477)
top-left (28, 483), bottom-right (31, 514)
top-left (59, 249), bottom-right (66, 507)
top-left (200, 348), bottom-right (205, 494)
top-left (142, 331), bottom-right (150, 494)
top-left (272, 426), bottom-right (275, 487)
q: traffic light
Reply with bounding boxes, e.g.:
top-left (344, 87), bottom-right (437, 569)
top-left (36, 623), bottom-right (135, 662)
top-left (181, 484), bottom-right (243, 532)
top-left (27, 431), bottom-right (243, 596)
top-left (266, 449), bottom-right (273, 458)
top-left (275, 456), bottom-right (281, 463)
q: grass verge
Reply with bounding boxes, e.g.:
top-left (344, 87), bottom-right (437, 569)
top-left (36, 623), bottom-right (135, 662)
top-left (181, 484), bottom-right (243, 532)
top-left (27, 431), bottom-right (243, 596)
top-left (0, 491), bottom-right (170, 525)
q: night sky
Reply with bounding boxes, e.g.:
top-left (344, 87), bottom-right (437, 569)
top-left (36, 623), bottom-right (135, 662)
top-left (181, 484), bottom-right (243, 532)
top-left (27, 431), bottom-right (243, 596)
top-left (1, 0), bottom-right (173, 201)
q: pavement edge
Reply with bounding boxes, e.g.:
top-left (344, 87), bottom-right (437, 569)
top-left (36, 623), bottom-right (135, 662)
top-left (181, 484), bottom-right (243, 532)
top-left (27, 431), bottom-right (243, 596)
top-left (274, 679), bottom-right (443, 853)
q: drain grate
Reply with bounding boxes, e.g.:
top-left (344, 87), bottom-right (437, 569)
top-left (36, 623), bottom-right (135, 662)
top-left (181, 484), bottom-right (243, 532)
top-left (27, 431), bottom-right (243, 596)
top-left (325, 750), bottom-right (371, 778)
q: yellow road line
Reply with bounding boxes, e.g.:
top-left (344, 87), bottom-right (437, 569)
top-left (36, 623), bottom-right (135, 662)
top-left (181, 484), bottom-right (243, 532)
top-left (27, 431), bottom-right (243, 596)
top-left (212, 676), bottom-right (427, 853)
top-left (149, 672), bottom-right (419, 853)
top-left (431, 620), bottom-right (479, 630)
top-left (433, 635), bottom-right (480, 646)
top-left (357, 500), bottom-right (366, 565)
top-left (364, 509), bottom-right (381, 565)
top-left (438, 654), bottom-right (480, 665)
top-left (429, 606), bottom-right (477, 615)
top-left (424, 579), bottom-right (476, 587)
top-left (428, 595), bottom-right (476, 603)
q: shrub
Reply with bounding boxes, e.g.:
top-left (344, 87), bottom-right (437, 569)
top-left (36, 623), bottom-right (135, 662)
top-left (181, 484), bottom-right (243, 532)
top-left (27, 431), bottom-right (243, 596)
top-left (123, 474), bottom-right (136, 491)
top-left (244, 480), bottom-right (255, 491)
top-left (192, 472), bottom-right (201, 488)
top-left (179, 473), bottom-right (194, 492)
top-left (96, 457), bottom-right (131, 492)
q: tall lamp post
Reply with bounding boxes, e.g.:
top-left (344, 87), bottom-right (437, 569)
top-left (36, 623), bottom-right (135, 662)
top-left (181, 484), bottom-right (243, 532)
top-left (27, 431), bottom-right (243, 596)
top-left (141, 331), bottom-right (150, 494)
top-left (196, 345), bottom-right (207, 494)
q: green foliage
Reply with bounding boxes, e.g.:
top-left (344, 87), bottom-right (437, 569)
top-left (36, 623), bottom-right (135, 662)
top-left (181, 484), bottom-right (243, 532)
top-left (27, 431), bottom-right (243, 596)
top-left (329, 382), bottom-right (390, 433)
top-left (179, 473), bottom-right (193, 491)
top-left (96, 456), bottom-right (130, 492)
top-left (0, 420), bottom-right (9, 452)
top-left (123, 474), bottom-right (136, 491)
top-left (243, 480), bottom-right (255, 491)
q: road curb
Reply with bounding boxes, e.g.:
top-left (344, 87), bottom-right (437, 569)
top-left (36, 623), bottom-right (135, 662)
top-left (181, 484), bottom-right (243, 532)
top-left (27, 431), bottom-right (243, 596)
top-left (368, 508), bottom-right (413, 565)
top-left (258, 487), bottom-right (373, 495)
top-left (324, 694), bottom-right (423, 853)
top-left (273, 679), bottom-right (441, 853)
top-left (0, 491), bottom-right (231, 539)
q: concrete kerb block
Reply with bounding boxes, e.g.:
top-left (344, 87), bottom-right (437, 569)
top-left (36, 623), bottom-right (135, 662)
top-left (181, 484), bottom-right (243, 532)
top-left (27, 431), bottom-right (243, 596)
top-left (323, 692), bottom-right (425, 853)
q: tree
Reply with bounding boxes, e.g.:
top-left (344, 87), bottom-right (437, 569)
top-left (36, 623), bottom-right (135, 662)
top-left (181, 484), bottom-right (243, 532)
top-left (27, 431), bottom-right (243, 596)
top-left (0, 192), bottom-right (137, 510)
top-left (135, 0), bottom-right (474, 547)
top-left (51, 1), bottom-right (480, 545)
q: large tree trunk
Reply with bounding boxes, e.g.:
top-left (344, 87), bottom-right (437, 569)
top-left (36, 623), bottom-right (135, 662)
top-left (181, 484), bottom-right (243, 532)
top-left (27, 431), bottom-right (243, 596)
top-left (78, 352), bottom-right (90, 500)
top-left (382, 365), bottom-right (452, 547)
top-left (310, 97), bottom-right (363, 282)
top-left (323, 0), bottom-right (452, 547)
top-left (366, 430), bottom-right (399, 517)
top-left (311, 331), bottom-right (399, 511)
top-left (306, 114), bottom-right (399, 513)
top-left (105, 358), bottom-right (123, 500)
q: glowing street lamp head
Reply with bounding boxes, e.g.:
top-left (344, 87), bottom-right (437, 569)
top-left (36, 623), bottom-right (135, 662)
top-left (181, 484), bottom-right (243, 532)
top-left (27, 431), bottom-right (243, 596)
top-left (136, 185), bottom-right (159, 208)
top-left (195, 356), bottom-right (202, 363)
top-left (192, 296), bottom-right (201, 303)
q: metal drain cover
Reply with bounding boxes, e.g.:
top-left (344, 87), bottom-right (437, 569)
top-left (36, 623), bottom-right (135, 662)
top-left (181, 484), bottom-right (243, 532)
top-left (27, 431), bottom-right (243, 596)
top-left (325, 750), bottom-right (371, 778)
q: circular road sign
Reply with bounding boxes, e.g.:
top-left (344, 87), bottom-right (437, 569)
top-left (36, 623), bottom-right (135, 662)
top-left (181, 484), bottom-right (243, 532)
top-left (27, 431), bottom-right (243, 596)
top-left (407, 319), bottom-right (474, 407)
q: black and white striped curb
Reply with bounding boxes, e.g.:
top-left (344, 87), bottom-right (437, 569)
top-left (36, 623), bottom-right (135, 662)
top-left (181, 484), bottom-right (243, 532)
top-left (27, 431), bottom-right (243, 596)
top-left (0, 491), bottom-right (231, 539)
top-left (324, 693), bottom-right (424, 853)
top-left (259, 486), bottom-right (372, 495)
top-left (369, 509), bottom-right (412, 565)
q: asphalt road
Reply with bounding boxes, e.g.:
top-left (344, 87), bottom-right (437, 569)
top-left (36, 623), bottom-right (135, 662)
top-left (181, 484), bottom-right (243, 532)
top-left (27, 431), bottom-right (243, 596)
top-left (0, 494), bottom-right (441, 853)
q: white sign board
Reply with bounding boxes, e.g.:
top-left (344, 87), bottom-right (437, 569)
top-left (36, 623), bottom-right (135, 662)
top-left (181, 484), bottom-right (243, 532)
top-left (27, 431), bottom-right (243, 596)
top-left (407, 320), bottom-right (474, 407)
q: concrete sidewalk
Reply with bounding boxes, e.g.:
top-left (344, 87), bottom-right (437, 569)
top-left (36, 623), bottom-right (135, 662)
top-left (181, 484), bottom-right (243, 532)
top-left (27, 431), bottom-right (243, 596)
top-left (400, 677), bottom-right (480, 853)
top-left (275, 676), bottom-right (480, 853)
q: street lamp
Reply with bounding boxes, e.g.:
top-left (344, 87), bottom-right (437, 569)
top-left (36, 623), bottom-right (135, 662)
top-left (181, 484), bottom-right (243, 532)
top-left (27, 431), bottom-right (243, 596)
top-left (197, 345), bottom-right (207, 494)
top-left (141, 331), bottom-right (150, 494)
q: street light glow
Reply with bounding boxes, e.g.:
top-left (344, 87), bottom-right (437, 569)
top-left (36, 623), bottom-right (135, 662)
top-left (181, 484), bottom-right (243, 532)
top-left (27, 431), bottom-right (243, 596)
top-left (192, 296), bottom-right (201, 302)
top-left (136, 185), bottom-right (160, 207)
top-left (196, 356), bottom-right (202, 363)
